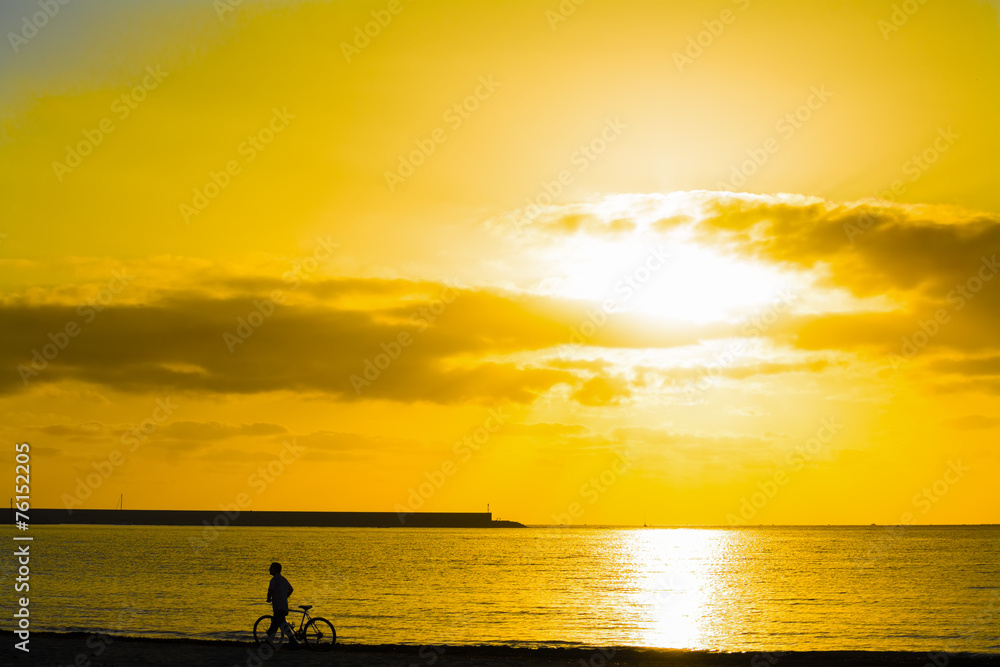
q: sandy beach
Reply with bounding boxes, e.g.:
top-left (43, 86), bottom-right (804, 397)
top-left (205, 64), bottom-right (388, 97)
top-left (3, 633), bottom-right (999, 667)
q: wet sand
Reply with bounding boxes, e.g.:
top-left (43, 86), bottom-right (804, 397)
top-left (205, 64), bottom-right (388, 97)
top-left (3, 632), bottom-right (999, 666)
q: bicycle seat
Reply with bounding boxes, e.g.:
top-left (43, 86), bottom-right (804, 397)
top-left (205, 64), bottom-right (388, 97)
top-left (298, 605), bottom-right (312, 611)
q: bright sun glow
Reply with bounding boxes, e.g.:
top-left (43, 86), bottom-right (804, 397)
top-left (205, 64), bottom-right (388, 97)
top-left (537, 227), bottom-right (795, 324)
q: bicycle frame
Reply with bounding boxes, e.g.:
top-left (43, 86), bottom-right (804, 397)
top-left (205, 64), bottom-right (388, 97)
top-left (283, 608), bottom-right (312, 634)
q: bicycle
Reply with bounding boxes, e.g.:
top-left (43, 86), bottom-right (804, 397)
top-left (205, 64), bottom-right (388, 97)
top-left (253, 604), bottom-right (336, 651)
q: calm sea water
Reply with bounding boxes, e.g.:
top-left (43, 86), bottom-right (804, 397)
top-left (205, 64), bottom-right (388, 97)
top-left (1, 525), bottom-right (997, 652)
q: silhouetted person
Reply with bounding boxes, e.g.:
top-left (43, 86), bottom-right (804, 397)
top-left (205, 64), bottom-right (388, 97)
top-left (265, 562), bottom-right (299, 648)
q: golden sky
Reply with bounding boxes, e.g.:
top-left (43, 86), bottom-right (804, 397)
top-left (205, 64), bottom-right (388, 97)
top-left (2, 0), bottom-right (999, 524)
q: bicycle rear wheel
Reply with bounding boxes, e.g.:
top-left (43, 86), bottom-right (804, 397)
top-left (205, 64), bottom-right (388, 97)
top-left (252, 615), bottom-right (272, 644)
top-left (303, 617), bottom-right (336, 650)
top-left (252, 615), bottom-right (288, 648)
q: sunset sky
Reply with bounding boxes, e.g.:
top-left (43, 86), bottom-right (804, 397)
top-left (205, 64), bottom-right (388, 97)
top-left (2, 0), bottom-right (999, 525)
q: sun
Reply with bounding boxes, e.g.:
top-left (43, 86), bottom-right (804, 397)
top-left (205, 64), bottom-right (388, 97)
top-left (536, 225), bottom-right (796, 324)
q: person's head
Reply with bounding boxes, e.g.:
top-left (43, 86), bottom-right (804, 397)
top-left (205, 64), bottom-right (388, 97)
top-left (269, 562), bottom-right (282, 575)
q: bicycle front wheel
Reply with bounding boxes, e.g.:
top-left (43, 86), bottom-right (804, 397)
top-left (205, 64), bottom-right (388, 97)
top-left (303, 617), bottom-right (336, 650)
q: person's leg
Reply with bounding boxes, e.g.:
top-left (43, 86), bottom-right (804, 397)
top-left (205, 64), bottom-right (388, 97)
top-left (266, 609), bottom-right (286, 642)
top-left (282, 611), bottom-right (300, 645)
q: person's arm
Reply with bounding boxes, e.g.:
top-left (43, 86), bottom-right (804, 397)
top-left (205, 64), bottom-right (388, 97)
top-left (266, 580), bottom-right (274, 603)
top-left (287, 582), bottom-right (293, 599)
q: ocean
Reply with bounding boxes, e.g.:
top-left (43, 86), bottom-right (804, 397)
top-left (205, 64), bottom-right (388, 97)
top-left (2, 524), bottom-right (997, 652)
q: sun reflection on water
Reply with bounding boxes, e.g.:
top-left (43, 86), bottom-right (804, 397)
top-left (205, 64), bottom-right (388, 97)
top-left (619, 528), bottom-right (730, 649)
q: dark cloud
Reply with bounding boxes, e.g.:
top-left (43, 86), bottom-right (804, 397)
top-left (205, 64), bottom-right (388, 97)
top-left (699, 197), bottom-right (1000, 300)
top-left (3, 277), bottom-right (780, 402)
top-left (0, 283), bottom-right (595, 403)
top-left (689, 196), bottom-right (1000, 358)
